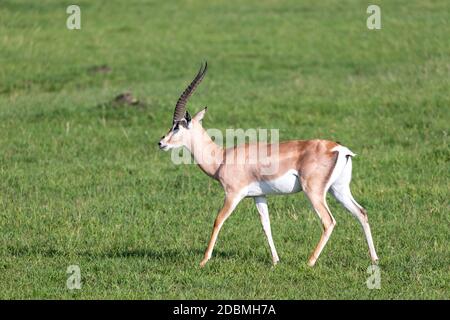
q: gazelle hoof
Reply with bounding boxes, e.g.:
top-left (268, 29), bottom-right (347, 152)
top-left (307, 259), bottom-right (317, 267)
top-left (199, 259), bottom-right (209, 268)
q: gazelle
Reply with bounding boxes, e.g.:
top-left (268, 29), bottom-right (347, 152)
top-left (158, 62), bottom-right (379, 267)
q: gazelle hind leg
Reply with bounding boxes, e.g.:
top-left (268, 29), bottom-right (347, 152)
top-left (254, 196), bottom-right (280, 265)
top-left (330, 185), bottom-right (378, 263)
top-left (329, 157), bottom-right (379, 263)
top-left (303, 189), bottom-right (336, 267)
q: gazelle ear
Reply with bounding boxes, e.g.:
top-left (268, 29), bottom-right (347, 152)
top-left (184, 111), bottom-right (192, 129)
top-left (185, 111), bottom-right (192, 123)
top-left (179, 111), bottom-right (193, 129)
top-left (193, 107), bottom-right (207, 122)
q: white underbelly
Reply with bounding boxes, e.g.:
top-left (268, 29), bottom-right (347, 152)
top-left (246, 169), bottom-right (302, 197)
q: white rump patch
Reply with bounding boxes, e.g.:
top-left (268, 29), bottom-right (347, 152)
top-left (326, 145), bottom-right (356, 191)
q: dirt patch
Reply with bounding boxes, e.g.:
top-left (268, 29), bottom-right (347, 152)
top-left (88, 65), bottom-right (112, 74)
top-left (96, 91), bottom-right (147, 109)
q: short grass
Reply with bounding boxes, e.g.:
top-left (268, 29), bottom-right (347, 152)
top-left (0, 0), bottom-right (449, 299)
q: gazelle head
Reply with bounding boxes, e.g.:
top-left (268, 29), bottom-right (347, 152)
top-left (158, 62), bottom-right (208, 151)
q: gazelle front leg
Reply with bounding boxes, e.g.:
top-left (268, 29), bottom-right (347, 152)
top-left (200, 193), bottom-right (242, 267)
top-left (254, 196), bottom-right (280, 265)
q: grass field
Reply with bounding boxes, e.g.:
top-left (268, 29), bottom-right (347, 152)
top-left (0, 0), bottom-right (449, 299)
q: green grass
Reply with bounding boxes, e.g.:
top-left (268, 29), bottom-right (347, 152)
top-left (0, 0), bottom-right (449, 299)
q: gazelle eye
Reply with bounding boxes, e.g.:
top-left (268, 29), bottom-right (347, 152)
top-left (173, 123), bottom-right (180, 132)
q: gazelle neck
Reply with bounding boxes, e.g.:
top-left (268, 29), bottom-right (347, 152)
top-left (186, 124), bottom-right (223, 178)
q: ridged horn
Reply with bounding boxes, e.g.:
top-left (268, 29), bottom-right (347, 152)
top-left (173, 62), bottom-right (208, 123)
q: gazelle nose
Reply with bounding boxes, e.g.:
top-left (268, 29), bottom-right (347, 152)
top-left (158, 141), bottom-right (162, 147)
